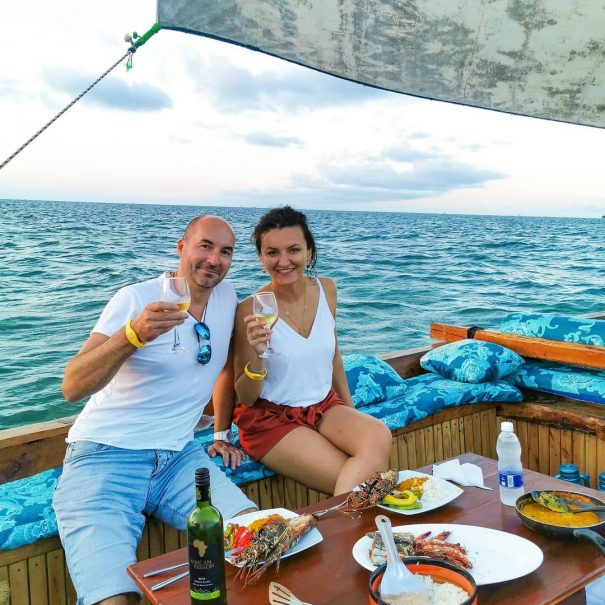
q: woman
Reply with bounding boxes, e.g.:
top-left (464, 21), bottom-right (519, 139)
top-left (233, 206), bottom-right (392, 495)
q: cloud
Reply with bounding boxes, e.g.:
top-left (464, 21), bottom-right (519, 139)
top-left (201, 156), bottom-right (505, 209)
top-left (186, 55), bottom-right (388, 112)
top-left (319, 159), bottom-right (503, 194)
top-left (44, 69), bottom-right (172, 111)
top-left (243, 132), bottom-right (302, 147)
top-left (382, 144), bottom-right (437, 162)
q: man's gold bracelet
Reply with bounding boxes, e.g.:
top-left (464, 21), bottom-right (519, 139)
top-left (125, 320), bottom-right (146, 348)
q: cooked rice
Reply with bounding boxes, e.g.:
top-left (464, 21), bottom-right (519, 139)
top-left (381, 574), bottom-right (469, 605)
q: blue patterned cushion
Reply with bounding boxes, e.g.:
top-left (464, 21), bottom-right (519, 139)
top-left (0, 468), bottom-right (61, 551)
top-left (505, 360), bottom-right (605, 405)
top-left (500, 313), bottom-right (605, 346)
top-left (343, 354), bottom-right (405, 407)
top-left (359, 373), bottom-right (523, 431)
top-left (420, 340), bottom-right (525, 384)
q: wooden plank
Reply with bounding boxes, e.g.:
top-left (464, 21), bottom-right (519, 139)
top-left (406, 433), bottom-right (417, 471)
top-left (9, 561), bottom-right (29, 605)
top-left (538, 425), bottom-right (550, 475)
top-left (46, 549), bottom-right (67, 605)
top-left (0, 567), bottom-right (9, 605)
top-left (397, 432), bottom-right (409, 470)
top-left (442, 420), bottom-right (452, 460)
top-left (561, 429), bottom-right (573, 465)
top-left (0, 537), bottom-right (62, 568)
top-left (472, 413), bottom-right (483, 456)
top-left (515, 419), bottom-right (529, 469)
top-left (487, 410), bottom-right (498, 460)
top-left (27, 555), bottom-right (48, 605)
top-left (258, 478), bottom-right (274, 509)
top-left (136, 523), bottom-right (150, 562)
top-left (597, 437), bottom-right (605, 490)
top-left (164, 525), bottom-right (180, 554)
top-left (283, 477), bottom-right (298, 510)
top-left (585, 433), bottom-right (597, 489)
top-left (416, 428), bottom-right (427, 467)
top-left (433, 423), bottom-right (444, 463)
top-left (572, 431), bottom-right (586, 481)
top-left (66, 572), bottom-right (77, 605)
top-left (527, 423), bottom-right (540, 472)
top-left (549, 427), bottom-right (561, 477)
top-left (430, 322), bottom-right (605, 369)
top-left (389, 436), bottom-right (399, 469)
top-left (463, 415), bottom-right (475, 455)
top-left (479, 410), bottom-right (491, 457)
top-left (450, 419), bottom-right (461, 457)
top-left (271, 475), bottom-right (285, 509)
top-left (148, 518), bottom-right (164, 558)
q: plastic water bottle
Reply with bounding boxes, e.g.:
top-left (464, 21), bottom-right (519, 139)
top-left (497, 421), bottom-right (524, 506)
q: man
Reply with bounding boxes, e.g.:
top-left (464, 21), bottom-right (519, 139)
top-left (53, 216), bottom-right (256, 605)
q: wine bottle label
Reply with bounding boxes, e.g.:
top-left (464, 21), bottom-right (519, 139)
top-left (189, 542), bottom-right (223, 600)
top-left (499, 471), bottom-right (523, 488)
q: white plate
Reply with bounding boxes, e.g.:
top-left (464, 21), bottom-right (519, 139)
top-left (377, 470), bottom-right (463, 515)
top-left (223, 507), bottom-right (322, 566)
top-left (352, 523), bottom-right (543, 585)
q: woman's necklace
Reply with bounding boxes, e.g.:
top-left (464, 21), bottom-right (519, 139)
top-left (278, 279), bottom-right (307, 335)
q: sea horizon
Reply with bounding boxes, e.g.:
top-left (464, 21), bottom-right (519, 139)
top-left (2, 197), bottom-right (604, 430)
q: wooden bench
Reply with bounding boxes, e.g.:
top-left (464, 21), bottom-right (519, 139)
top-left (3, 342), bottom-right (605, 604)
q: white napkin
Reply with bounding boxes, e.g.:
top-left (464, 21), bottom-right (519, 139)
top-left (433, 459), bottom-right (493, 490)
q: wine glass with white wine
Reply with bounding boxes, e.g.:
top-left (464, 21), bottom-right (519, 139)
top-left (162, 276), bottom-right (191, 354)
top-left (252, 291), bottom-right (279, 358)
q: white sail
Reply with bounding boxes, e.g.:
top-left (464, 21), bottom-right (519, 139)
top-left (157, 0), bottom-right (605, 128)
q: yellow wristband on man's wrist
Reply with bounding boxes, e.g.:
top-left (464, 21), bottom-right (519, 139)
top-left (125, 320), bottom-right (146, 348)
top-left (244, 361), bottom-right (267, 380)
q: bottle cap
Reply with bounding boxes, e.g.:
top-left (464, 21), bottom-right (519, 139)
top-left (195, 467), bottom-right (210, 485)
top-left (501, 421), bottom-right (514, 432)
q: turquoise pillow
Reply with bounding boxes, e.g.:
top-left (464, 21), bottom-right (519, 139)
top-left (420, 340), bottom-right (525, 384)
top-left (505, 360), bottom-right (605, 405)
top-left (500, 313), bottom-right (605, 346)
top-left (359, 373), bottom-right (523, 431)
top-left (343, 354), bottom-right (405, 407)
top-left (1, 468), bottom-right (61, 551)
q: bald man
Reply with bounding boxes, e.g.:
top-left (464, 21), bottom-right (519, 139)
top-left (54, 216), bottom-right (256, 605)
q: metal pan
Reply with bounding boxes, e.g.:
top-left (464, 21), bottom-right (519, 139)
top-left (516, 490), bottom-right (605, 554)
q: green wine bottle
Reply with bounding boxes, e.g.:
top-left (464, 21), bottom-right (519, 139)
top-left (187, 468), bottom-right (227, 604)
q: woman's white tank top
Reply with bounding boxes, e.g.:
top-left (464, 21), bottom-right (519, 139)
top-left (260, 279), bottom-right (335, 407)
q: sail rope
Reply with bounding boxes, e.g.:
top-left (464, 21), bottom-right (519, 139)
top-left (0, 23), bottom-right (161, 172)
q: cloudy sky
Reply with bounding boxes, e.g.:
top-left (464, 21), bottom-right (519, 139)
top-left (1, 1), bottom-right (603, 216)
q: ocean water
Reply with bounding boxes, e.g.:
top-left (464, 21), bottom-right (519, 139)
top-left (1, 198), bottom-right (604, 430)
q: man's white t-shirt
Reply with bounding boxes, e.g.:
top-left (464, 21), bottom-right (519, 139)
top-left (67, 273), bottom-right (237, 451)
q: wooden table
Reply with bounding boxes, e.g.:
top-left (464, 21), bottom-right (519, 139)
top-left (128, 453), bottom-right (605, 604)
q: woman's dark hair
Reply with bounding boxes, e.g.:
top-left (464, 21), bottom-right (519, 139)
top-left (252, 205), bottom-right (317, 271)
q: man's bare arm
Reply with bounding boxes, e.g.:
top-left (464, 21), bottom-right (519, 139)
top-left (62, 301), bottom-right (187, 402)
top-left (207, 341), bottom-right (245, 469)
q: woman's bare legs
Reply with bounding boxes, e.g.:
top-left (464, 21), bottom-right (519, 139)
top-left (260, 408), bottom-right (392, 495)
top-left (318, 406), bottom-right (392, 494)
top-left (261, 426), bottom-right (349, 494)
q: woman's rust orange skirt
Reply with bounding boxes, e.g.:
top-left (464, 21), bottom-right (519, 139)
top-left (232, 389), bottom-right (347, 460)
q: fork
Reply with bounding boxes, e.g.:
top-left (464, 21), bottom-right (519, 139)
top-left (268, 582), bottom-right (313, 605)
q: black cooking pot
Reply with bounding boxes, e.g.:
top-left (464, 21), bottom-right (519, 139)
top-left (516, 490), bottom-right (605, 554)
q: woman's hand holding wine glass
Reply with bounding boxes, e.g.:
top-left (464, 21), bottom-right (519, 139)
top-left (246, 291), bottom-right (279, 358)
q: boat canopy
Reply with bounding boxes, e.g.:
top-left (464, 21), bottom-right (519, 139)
top-left (157, 0), bottom-right (605, 129)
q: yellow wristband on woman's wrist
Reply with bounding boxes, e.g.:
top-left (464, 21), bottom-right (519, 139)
top-left (125, 320), bottom-right (146, 348)
top-left (244, 361), bottom-right (267, 380)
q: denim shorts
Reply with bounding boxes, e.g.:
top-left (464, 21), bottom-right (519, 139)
top-left (52, 439), bottom-right (256, 605)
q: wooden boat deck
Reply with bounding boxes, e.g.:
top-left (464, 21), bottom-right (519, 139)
top-left (3, 326), bottom-right (605, 604)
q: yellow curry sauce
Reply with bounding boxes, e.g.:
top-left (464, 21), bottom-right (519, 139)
top-left (522, 502), bottom-right (601, 527)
